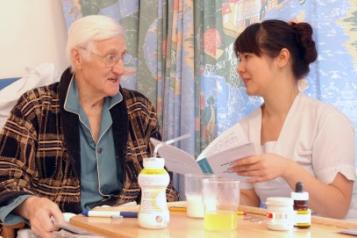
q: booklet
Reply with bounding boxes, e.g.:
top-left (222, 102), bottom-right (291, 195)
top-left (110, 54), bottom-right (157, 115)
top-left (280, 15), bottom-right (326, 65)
top-left (150, 124), bottom-right (256, 177)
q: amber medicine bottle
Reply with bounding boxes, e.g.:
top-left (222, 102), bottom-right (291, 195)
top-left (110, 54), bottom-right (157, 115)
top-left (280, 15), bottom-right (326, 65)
top-left (291, 182), bottom-right (311, 228)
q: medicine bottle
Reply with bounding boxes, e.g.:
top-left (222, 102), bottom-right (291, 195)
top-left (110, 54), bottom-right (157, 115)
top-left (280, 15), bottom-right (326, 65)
top-left (291, 182), bottom-right (311, 228)
top-left (138, 157), bottom-right (170, 229)
top-left (266, 197), bottom-right (294, 231)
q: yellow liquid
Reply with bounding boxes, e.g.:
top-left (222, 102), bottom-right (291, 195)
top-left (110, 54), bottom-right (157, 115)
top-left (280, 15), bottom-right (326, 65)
top-left (204, 211), bottom-right (238, 231)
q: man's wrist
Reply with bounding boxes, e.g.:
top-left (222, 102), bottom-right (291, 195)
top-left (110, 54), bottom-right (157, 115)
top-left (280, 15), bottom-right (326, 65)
top-left (15, 196), bottom-right (37, 219)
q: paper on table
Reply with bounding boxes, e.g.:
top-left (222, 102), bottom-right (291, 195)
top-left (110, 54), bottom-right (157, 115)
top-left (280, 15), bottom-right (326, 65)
top-left (57, 222), bottom-right (97, 236)
top-left (339, 229), bottom-right (357, 236)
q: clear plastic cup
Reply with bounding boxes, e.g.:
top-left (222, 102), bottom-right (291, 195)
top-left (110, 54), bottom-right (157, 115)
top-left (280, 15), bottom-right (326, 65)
top-left (202, 177), bottom-right (240, 231)
top-left (184, 173), bottom-right (215, 218)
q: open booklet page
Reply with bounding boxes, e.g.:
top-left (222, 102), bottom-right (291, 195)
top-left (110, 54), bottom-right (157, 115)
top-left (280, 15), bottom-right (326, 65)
top-left (150, 138), bottom-right (202, 174)
top-left (150, 123), bottom-right (256, 177)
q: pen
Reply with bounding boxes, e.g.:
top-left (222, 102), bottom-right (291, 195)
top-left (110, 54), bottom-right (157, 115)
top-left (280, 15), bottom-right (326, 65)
top-left (82, 210), bottom-right (138, 218)
top-left (237, 210), bottom-right (246, 215)
top-left (169, 207), bottom-right (186, 212)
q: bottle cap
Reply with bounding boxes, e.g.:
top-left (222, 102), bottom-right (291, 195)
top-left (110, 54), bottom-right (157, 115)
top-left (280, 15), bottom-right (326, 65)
top-left (291, 191), bottom-right (309, 200)
top-left (291, 182), bottom-right (309, 200)
top-left (143, 157), bottom-right (165, 168)
top-left (295, 182), bottom-right (304, 192)
top-left (266, 197), bottom-right (293, 206)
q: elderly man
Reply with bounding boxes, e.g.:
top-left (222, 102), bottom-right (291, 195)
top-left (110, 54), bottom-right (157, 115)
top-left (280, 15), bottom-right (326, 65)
top-left (0, 15), bottom-right (178, 237)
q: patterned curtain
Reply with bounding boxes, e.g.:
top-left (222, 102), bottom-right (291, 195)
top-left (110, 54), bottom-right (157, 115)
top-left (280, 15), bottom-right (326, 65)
top-left (61, 0), bottom-right (195, 194)
top-left (195, 0), bottom-right (357, 159)
top-left (61, 0), bottom-right (357, 195)
top-left (194, 0), bottom-right (263, 152)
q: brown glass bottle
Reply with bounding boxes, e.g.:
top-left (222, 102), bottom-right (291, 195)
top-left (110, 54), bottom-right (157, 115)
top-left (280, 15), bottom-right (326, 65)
top-left (291, 182), bottom-right (311, 228)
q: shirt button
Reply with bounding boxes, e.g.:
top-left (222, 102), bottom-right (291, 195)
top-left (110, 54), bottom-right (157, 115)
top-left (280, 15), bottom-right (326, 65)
top-left (97, 147), bottom-right (103, 154)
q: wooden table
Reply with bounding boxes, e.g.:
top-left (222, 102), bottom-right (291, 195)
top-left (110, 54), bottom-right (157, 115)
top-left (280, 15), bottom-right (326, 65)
top-left (70, 204), bottom-right (357, 238)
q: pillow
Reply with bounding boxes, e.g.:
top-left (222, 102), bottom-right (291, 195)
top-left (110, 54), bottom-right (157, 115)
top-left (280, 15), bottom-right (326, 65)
top-left (0, 77), bottom-right (20, 90)
top-left (0, 63), bottom-right (60, 129)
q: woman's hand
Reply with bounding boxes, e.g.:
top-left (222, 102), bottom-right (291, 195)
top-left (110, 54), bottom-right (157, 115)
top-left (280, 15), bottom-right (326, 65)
top-left (230, 153), bottom-right (293, 183)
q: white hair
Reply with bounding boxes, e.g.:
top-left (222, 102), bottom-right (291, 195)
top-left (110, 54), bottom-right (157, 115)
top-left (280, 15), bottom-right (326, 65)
top-left (66, 15), bottom-right (124, 71)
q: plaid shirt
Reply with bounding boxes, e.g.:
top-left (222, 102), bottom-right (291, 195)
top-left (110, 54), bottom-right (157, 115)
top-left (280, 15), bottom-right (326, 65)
top-left (0, 68), bottom-right (178, 214)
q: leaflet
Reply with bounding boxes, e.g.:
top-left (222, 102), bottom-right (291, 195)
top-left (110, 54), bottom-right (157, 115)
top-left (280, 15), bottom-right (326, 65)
top-left (150, 124), bottom-right (256, 176)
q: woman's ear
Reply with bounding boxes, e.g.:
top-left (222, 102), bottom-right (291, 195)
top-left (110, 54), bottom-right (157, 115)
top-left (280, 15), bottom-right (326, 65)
top-left (276, 48), bottom-right (290, 68)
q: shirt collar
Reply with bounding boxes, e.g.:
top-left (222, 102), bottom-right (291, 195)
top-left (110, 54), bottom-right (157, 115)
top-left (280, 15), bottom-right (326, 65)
top-left (64, 77), bottom-right (123, 114)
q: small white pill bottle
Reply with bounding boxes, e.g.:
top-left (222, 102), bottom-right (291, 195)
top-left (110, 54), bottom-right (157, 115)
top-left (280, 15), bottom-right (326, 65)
top-left (265, 197), bottom-right (294, 231)
top-left (138, 157), bottom-right (170, 229)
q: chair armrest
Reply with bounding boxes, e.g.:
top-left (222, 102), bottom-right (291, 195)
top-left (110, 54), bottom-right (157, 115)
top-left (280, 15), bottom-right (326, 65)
top-left (1, 222), bottom-right (25, 238)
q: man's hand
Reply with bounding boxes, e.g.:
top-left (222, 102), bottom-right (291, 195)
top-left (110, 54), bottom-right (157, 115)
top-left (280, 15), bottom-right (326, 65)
top-left (16, 196), bottom-right (64, 238)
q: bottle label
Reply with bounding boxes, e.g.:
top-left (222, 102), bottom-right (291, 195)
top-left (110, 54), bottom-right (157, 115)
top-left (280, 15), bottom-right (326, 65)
top-left (266, 209), bottom-right (294, 231)
top-left (140, 188), bottom-right (167, 213)
top-left (294, 209), bottom-right (311, 227)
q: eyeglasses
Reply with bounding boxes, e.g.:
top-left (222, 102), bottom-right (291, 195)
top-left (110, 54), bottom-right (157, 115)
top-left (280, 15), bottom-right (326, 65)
top-left (79, 47), bottom-right (130, 67)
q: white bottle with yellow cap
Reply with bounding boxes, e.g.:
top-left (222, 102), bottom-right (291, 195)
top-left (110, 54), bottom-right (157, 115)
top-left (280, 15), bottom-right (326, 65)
top-left (138, 157), bottom-right (170, 229)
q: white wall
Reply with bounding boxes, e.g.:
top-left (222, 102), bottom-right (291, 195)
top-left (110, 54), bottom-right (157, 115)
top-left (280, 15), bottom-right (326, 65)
top-left (0, 0), bottom-right (68, 78)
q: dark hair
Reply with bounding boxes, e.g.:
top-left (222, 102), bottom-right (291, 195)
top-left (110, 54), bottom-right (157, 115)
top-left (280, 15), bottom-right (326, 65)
top-left (234, 19), bottom-right (317, 80)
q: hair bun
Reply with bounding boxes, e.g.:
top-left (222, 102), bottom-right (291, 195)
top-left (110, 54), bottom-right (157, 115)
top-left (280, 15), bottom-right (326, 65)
top-left (290, 22), bottom-right (317, 64)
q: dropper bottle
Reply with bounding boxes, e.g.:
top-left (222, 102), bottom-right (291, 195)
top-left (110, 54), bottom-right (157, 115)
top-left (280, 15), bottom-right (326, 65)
top-left (291, 182), bottom-right (311, 228)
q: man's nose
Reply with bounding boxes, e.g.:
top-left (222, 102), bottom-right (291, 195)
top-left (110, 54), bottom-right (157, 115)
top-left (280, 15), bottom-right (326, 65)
top-left (112, 60), bottom-right (126, 75)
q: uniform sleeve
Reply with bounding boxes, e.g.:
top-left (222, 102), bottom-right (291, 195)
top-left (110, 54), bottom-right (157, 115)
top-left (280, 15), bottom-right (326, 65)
top-left (312, 108), bottom-right (356, 184)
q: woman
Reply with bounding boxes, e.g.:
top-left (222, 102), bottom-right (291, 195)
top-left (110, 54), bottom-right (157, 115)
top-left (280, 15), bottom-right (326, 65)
top-left (227, 19), bottom-right (355, 218)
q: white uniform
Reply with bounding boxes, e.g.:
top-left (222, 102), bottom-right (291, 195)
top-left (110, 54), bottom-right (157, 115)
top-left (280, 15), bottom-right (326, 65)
top-left (218, 93), bottom-right (356, 218)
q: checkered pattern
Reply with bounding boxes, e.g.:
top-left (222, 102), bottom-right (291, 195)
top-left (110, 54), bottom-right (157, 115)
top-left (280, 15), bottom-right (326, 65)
top-left (0, 68), bottom-right (178, 217)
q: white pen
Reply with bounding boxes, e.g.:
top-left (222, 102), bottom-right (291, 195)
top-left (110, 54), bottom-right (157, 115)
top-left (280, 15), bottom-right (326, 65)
top-left (82, 210), bottom-right (138, 218)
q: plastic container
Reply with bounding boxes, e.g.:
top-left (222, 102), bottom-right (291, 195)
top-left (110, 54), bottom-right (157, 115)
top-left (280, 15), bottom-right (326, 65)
top-left (202, 177), bottom-right (240, 231)
top-left (138, 157), bottom-right (170, 229)
top-left (291, 182), bottom-right (311, 228)
top-left (265, 197), bottom-right (294, 231)
top-left (184, 173), bottom-right (216, 218)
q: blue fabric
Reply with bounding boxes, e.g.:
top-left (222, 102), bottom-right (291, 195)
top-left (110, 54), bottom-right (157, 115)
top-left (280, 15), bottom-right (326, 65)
top-left (0, 78), bottom-right (20, 90)
top-left (64, 78), bottom-right (123, 210)
top-left (0, 195), bottom-right (30, 224)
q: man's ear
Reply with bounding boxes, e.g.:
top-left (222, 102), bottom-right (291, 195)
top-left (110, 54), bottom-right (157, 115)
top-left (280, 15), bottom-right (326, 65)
top-left (276, 48), bottom-right (290, 68)
top-left (71, 48), bottom-right (82, 69)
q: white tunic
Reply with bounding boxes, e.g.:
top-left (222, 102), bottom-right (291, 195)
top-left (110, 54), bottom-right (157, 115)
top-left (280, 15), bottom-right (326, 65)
top-left (219, 93), bottom-right (356, 218)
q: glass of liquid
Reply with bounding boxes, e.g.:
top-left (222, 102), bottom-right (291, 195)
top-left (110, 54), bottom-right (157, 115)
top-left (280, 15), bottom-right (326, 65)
top-left (202, 177), bottom-right (240, 231)
top-left (184, 173), bottom-right (216, 218)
